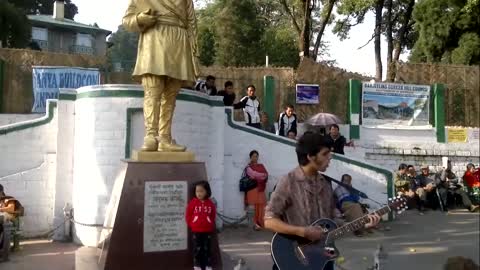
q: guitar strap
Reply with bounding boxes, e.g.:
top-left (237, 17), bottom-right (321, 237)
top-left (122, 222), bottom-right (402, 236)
top-left (321, 174), bottom-right (369, 199)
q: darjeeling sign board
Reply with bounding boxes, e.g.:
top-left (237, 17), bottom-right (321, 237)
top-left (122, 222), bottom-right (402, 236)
top-left (362, 82), bottom-right (430, 128)
top-left (143, 181), bottom-right (188, 253)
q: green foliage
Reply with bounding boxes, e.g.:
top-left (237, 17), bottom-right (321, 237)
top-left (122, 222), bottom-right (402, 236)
top-left (410, 0), bottom-right (480, 65)
top-left (214, 0), bottom-right (266, 66)
top-left (262, 26), bottom-right (300, 67)
top-left (107, 26), bottom-right (139, 71)
top-left (9, 0), bottom-right (78, 20)
top-left (0, 1), bottom-right (31, 49)
top-left (197, 26), bottom-right (216, 66)
top-left (195, 0), bottom-right (301, 67)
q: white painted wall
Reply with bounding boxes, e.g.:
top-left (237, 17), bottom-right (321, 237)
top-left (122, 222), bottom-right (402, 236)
top-left (0, 101), bottom-right (58, 237)
top-left (0, 114), bottom-right (43, 127)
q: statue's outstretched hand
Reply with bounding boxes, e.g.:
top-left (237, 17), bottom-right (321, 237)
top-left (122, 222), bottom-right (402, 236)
top-left (137, 9), bottom-right (157, 29)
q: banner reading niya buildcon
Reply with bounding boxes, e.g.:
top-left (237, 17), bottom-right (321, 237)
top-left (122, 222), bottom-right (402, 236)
top-left (32, 66), bottom-right (100, 113)
top-left (362, 82), bottom-right (430, 127)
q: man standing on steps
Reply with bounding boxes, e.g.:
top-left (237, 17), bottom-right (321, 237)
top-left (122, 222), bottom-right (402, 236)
top-left (122, 0), bottom-right (199, 152)
top-left (234, 85), bottom-right (261, 129)
top-left (277, 104), bottom-right (297, 137)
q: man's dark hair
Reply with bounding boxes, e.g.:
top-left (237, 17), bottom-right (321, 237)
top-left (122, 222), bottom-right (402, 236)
top-left (407, 165), bottom-right (414, 169)
top-left (0, 184), bottom-right (3, 193)
top-left (225, 81), bottom-right (233, 88)
top-left (194, 180), bottom-right (212, 199)
top-left (467, 163), bottom-right (475, 170)
top-left (296, 132), bottom-right (331, 166)
top-left (330, 124), bottom-right (340, 130)
top-left (341, 174), bottom-right (352, 182)
top-left (206, 75), bottom-right (215, 81)
top-left (288, 130), bottom-right (297, 136)
top-left (249, 150), bottom-right (259, 158)
top-left (246, 84), bottom-right (256, 91)
top-left (398, 163), bottom-right (408, 170)
top-left (285, 104), bottom-right (294, 109)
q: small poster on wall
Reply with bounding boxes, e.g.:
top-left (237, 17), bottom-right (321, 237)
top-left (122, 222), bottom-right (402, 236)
top-left (296, 84), bottom-right (320, 104)
top-left (448, 128), bottom-right (468, 143)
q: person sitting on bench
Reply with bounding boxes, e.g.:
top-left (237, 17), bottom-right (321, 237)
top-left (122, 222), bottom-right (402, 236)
top-left (435, 161), bottom-right (479, 212)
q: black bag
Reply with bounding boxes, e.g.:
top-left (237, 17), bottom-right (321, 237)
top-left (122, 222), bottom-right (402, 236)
top-left (239, 168), bottom-right (257, 192)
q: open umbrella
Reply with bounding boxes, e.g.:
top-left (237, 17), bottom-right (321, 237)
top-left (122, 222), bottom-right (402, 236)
top-left (306, 113), bottom-right (342, 126)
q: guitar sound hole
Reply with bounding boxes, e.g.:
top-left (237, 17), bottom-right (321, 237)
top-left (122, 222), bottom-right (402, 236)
top-left (324, 224), bottom-right (330, 229)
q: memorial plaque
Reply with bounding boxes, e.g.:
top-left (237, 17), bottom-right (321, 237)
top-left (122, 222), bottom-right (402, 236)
top-left (144, 181), bottom-right (188, 252)
top-left (103, 161), bottom-right (222, 270)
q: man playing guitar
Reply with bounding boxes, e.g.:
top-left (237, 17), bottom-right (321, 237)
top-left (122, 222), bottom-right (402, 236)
top-left (264, 132), bottom-right (381, 270)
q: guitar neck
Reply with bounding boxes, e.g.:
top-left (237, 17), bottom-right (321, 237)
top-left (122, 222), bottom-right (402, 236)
top-left (329, 205), bottom-right (391, 240)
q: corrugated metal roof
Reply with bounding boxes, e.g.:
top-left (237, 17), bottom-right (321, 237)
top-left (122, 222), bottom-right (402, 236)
top-left (28, 15), bottom-right (112, 35)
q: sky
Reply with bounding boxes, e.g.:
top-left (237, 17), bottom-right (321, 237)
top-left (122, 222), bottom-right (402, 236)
top-left (75, 0), bottom-right (407, 78)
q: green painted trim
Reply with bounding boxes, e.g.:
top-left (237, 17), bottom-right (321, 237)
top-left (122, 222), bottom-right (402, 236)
top-left (349, 125), bottom-right (360, 140)
top-left (0, 101), bottom-right (57, 135)
top-left (0, 59), bottom-right (4, 112)
top-left (434, 84), bottom-right (446, 143)
top-left (59, 89), bottom-right (225, 107)
top-left (263, 76), bottom-right (275, 124)
top-left (349, 79), bottom-right (362, 115)
top-left (59, 93), bottom-right (76, 101)
top-left (125, 107), bottom-right (143, 159)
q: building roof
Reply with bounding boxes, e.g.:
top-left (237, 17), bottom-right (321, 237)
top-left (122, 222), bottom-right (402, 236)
top-left (28, 15), bottom-right (112, 35)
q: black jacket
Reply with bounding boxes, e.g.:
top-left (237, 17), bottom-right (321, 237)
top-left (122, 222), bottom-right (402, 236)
top-left (325, 135), bottom-right (347, 155)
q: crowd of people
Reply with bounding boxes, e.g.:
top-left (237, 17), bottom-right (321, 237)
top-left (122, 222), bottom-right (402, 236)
top-left (194, 76), bottom-right (357, 158)
top-left (394, 161), bottom-right (480, 214)
top-left (194, 76), bottom-right (298, 139)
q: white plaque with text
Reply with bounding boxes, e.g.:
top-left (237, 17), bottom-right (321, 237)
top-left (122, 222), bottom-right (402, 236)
top-left (143, 181), bottom-right (188, 253)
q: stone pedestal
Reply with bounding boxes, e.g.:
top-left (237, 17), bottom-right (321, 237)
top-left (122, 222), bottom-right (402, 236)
top-left (103, 161), bottom-right (222, 270)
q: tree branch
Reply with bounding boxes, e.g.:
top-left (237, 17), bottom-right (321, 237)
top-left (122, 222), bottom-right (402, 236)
top-left (357, 33), bottom-right (375, 49)
top-left (312, 0), bottom-right (337, 58)
top-left (279, 0), bottom-right (301, 34)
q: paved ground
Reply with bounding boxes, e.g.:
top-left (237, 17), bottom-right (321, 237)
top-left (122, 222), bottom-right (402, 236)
top-left (1, 209), bottom-right (478, 270)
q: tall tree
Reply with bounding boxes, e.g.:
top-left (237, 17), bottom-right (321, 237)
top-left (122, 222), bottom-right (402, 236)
top-left (279, 0), bottom-right (338, 60)
top-left (0, 1), bottom-right (31, 49)
top-left (410, 0), bottom-right (480, 65)
top-left (334, 0), bottom-right (416, 80)
top-left (214, 0), bottom-right (265, 66)
top-left (388, 0), bottom-right (415, 81)
top-left (9, 0), bottom-right (78, 20)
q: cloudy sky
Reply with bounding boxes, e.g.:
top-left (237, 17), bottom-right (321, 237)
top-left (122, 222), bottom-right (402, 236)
top-left (75, 0), bottom-right (407, 78)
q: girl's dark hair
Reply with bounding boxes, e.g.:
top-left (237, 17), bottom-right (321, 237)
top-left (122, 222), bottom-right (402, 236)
top-left (194, 181), bottom-right (212, 198)
top-left (398, 163), bottom-right (408, 170)
top-left (249, 150), bottom-right (259, 158)
top-left (296, 132), bottom-right (331, 166)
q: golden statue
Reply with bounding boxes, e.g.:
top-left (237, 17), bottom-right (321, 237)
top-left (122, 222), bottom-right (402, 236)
top-left (123, 0), bottom-right (199, 152)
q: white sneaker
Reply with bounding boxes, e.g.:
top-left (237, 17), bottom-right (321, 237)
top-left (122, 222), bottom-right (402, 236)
top-left (193, 267), bottom-right (202, 270)
top-left (206, 267), bottom-right (213, 270)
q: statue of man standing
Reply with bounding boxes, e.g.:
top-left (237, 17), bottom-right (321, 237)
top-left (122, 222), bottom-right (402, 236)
top-left (123, 0), bottom-right (199, 152)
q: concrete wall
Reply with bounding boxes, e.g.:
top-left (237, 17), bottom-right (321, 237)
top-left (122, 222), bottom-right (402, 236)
top-left (0, 114), bottom-right (43, 126)
top-left (0, 101), bottom-right (58, 237)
